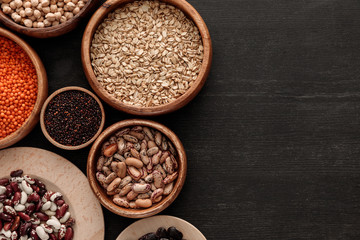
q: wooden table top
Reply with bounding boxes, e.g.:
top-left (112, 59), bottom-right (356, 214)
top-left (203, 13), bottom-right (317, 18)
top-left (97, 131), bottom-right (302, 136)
top-left (2, 0), bottom-right (360, 239)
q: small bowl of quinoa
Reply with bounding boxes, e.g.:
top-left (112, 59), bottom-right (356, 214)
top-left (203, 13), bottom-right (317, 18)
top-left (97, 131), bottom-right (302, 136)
top-left (40, 86), bottom-right (105, 150)
top-left (0, 27), bottom-right (48, 149)
top-left (82, 0), bottom-right (212, 115)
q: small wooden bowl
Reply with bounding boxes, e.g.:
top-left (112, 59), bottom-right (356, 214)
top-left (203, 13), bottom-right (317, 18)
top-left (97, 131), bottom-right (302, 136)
top-left (0, 0), bottom-right (99, 38)
top-left (81, 0), bottom-right (212, 116)
top-left (0, 27), bottom-right (48, 149)
top-left (40, 86), bottom-right (105, 150)
top-left (87, 119), bottom-right (187, 218)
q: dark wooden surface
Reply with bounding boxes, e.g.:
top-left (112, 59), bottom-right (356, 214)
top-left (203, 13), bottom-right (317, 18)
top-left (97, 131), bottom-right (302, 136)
top-left (2, 0), bottom-right (360, 239)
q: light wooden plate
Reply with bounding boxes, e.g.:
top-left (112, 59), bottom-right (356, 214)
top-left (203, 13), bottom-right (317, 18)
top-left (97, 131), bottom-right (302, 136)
top-left (0, 147), bottom-right (105, 240)
top-left (116, 215), bottom-right (206, 240)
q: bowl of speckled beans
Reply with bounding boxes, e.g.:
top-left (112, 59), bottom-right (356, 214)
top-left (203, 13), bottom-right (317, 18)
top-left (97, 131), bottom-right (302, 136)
top-left (40, 86), bottom-right (105, 150)
top-left (81, 0), bottom-right (212, 116)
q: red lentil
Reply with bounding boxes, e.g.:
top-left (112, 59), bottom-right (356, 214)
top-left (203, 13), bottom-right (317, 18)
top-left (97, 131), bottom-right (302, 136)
top-left (0, 36), bottom-right (38, 140)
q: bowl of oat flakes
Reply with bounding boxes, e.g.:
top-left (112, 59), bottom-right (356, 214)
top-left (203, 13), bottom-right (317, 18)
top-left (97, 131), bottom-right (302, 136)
top-left (81, 0), bottom-right (212, 115)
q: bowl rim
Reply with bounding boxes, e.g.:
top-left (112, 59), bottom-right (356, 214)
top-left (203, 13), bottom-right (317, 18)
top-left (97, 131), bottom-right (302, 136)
top-left (81, 0), bottom-right (212, 116)
top-left (0, 27), bottom-right (48, 149)
top-left (40, 86), bottom-right (106, 150)
top-left (87, 119), bottom-right (187, 218)
top-left (0, 0), bottom-right (99, 38)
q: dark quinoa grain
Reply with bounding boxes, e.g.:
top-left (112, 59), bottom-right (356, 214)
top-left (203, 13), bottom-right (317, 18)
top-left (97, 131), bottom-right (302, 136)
top-left (44, 90), bottom-right (102, 146)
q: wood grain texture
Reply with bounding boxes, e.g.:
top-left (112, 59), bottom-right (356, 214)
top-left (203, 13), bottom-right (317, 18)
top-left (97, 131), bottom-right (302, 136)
top-left (2, 0), bottom-right (360, 239)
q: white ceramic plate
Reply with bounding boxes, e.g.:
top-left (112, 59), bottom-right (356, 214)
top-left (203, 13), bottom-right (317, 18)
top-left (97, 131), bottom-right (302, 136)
top-left (116, 215), bottom-right (206, 240)
top-left (0, 147), bottom-right (105, 240)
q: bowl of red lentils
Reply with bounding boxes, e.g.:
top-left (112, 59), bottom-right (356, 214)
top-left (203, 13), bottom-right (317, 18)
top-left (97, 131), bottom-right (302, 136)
top-left (40, 86), bottom-right (105, 150)
top-left (81, 0), bottom-right (212, 116)
top-left (0, 27), bottom-right (48, 149)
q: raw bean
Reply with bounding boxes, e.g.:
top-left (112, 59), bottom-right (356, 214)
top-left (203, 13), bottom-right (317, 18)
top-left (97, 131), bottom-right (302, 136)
top-left (5, 185), bottom-right (13, 197)
top-left (60, 211), bottom-right (71, 223)
top-left (3, 206), bottom-right (16, 216)
top-left (10, 182), bottom-right (20, 192)
top-left (104, 143), bottom-right (118, 157)
top-left (123, 134), bottom-right (138, 143)
top-left (143, 127), bottom-right (154, 141)
top-left (18, 212), bottom-right (31, 221)
top-left (49, 233), bottom-right (57, 240)
top-left (127, 166), bottom-right (142, 181)
top-left (163, 172), bottom-right (178, 185)
top-left (131, 126), bottom-right (142, 132)
top-left (124, 152), bottom-right (132, 159)
top-left (164, 157), bottom-right (175, 174)
top-left (134, 143), bottom-right (141, 151)
top-left (33, 212), bottom-right (49, 221)
top-left (171, 155), bottom-right (178, 170)
top-left (145, 174), bottom-right (153, 183)
top-left (154, 165), bottom-right (166, 179)
top-left (104, 172), bottom-right (117, 184)
top-left (15, 204), bottom-right (26, 211)
top-left (125, 157), bottom-right (143, 168)
top-left (119, 183), bottom-right (132, 197)
top-left (30, 229), bottom-right (39, 240)
top-left (153, 171), bottom-right (164, 189)
top-left (0, 194), bottom-right (6, 202)
top-left (0, 186), bottom-right (6, 195)
top-left (151, 188), bottom-right (164, 203)
top-left (10, 177), bottom-right (23, 183)
top-left (21, 181), bottom-right (33, 195)
top-left (64, 227), bottom-right (73, 240)
top-left (103, 156), bottom-right (113, 167)
top-left (116, 162), bottom-right (127, 178)
top-left (160, 151), bottom-right (169, 164)
top-left (113, 197), bottom-right (130, 208)
top-left (46, 217), bottom-right (61, 230)
top-left (156, 227), bottom-right (168, 238)
top-left (19, 222), bottom-right (32, 236)
top-left (146, 159), bottom-right (153, 173)
top-left (168, 226), bottom-right (183, 240)
top-left (96, 156), bottom-right (106, 171)
top-left (50, 192), bottom-right (62, 202)
top-left (168, 141), bottom-right (176, 156)
top-left (150, 183), bottom-right (157, 191)
top-left (24, 175), bottom-right (35, 184)
top-left (140, 149), bottom-right (150, 165)
top-left (132, 183), bottom-right (151, 194)
top-left (140, 140), bottom-right (147, 150)
top-left (117, 138), bottom-right (126, 154)
top-left (118, 176), bottom-right (132, 189)
top-left (36, 226), bottom-right (49, 240)
top-left (130, 148), bottom-right (141, 159)
top-left (0, 179), bottom-right (9, 186)
top-left (135, 199), bottom-right (152, 208)
top-left (147, 141), bottom-right (156, 149)
top-left (102, 166), bottom-right (112, 176)
top-left (137, 192), bottom-right (151, 199)
top-left (107, 188), bottom-right (120, 195)
top-left (55, 199), bottom-right (65, 206)
top-left (141, 167), bottom-right (148, 179)
top-left (126, 190), bottom-right (138, 201)
top-left (147, 147), bottom-right (159, 156)
top-left (110, 161), bottom-right (118, 173)
top-left (3, 198), bottom-right (12, 206)
top-left (44, 210), bottom-right (56, 216)
top-left (34, 179), bottom-right (46, 189)
top-left (12, 191), bottom-right (21, 205)
top-left (55, 204), bottom-right (68, 219)
top-left (0, 212), bottom-right (13, 221)
top-left (25, 204), bottom-right (35, 216)
top-left (27, 192), bottom-right (40, 202)
top-left (10, 231), bottom-right (18, 240)
top-left (161, 137), bottom-right (168, 151)
top-left (163, 182), bottom-right (174, 195)
top-left (10, 170), bottom-right (23, 177)
top-left (155, 132), bottom-right (162, 146)
top-left (152, 151), bottom-right (162, 165)
top-left (64, 218), bottom-right (75, 227)
top-left (42, 201), bottom-right (51, 211)
top-left (50, 202), bottom-right (57, 211)
top-left (115, 128), bottom-right (130, 137)
top-left (129, 201), bottom-right (138, 209)
top-left (129, 131), bottom-right (145, 140)
top-left (107, 178), bottom-right (121, 192)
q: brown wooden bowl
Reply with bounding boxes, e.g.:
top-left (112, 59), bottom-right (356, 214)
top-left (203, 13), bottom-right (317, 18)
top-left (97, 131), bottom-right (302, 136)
top-left (0, 27), bottom-right (48, 149)
top-left (87, 119), bottom-right (187, 218)
top-left (0, 0), bottom-right (99, 38)
top-left (81, 0), bottom-right (212, 116)
top-left (40, 86), bottom-right (105, 150)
